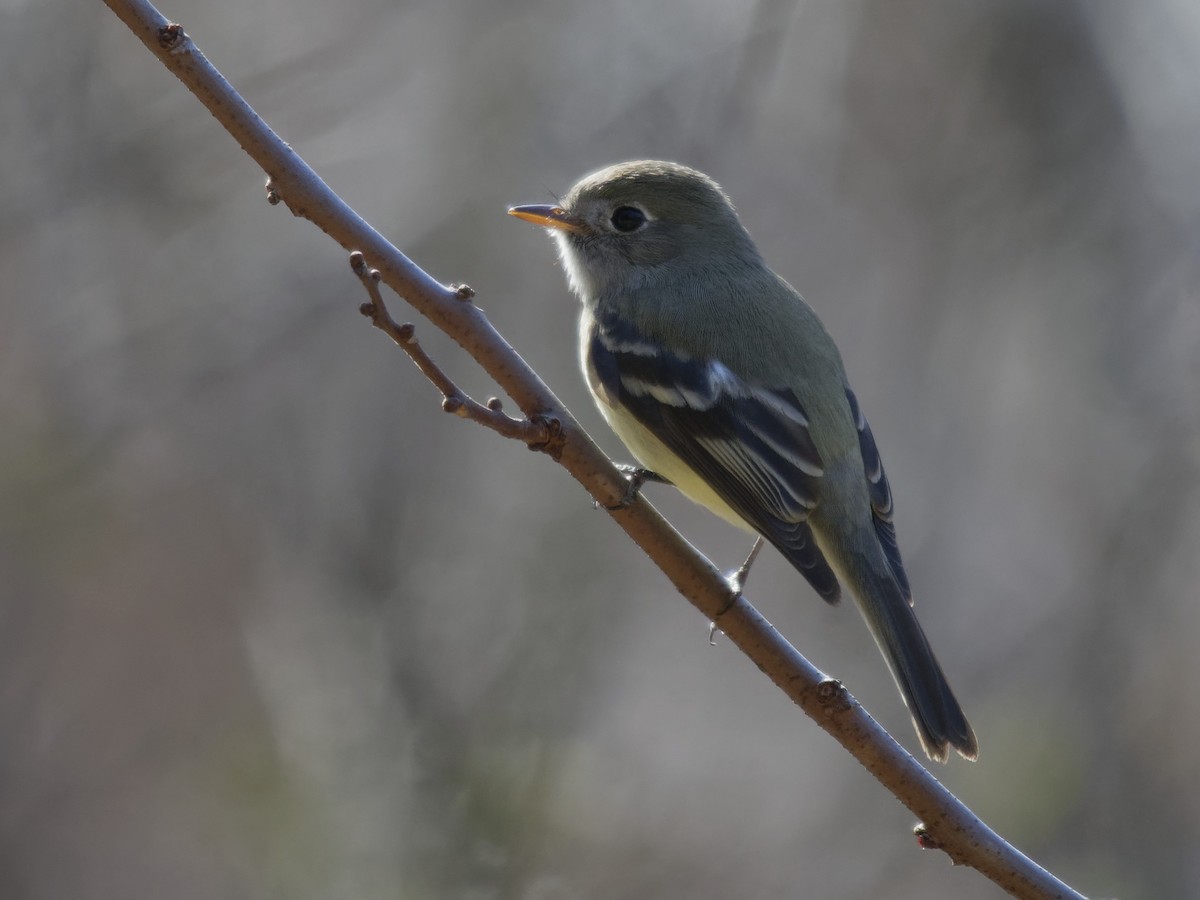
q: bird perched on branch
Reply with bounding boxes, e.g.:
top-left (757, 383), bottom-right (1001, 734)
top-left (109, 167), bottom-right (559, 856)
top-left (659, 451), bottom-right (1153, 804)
top-left (510, 160), bottom-right (977, 762)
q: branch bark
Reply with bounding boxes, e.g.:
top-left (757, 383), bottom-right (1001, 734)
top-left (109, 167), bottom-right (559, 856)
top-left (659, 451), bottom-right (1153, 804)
top-left (100, 2), bottom-right (1090, 898)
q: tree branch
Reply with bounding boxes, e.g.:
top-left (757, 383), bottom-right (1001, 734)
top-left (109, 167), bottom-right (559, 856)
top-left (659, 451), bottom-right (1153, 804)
top-left (350, 252), bottom-right (558, 449)
top-left (100, 2), bottom-right (1089, 898)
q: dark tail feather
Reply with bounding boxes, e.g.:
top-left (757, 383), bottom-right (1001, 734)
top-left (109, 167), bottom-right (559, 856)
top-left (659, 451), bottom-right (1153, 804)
top-left (854, 567), bottom-right (978, 762)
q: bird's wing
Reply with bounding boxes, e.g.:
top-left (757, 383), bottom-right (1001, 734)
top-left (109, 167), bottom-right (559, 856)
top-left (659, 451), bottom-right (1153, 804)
top-left (589, 312), bottom-right (841, 603)
top-left (844, 387), bottom-right (912, 605)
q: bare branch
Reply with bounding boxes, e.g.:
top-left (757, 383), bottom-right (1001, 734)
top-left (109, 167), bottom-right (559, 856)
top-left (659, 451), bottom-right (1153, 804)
top-left (349, 252), bottom-right (556, 450)
top-left (100, 2), bottom-right (1090, 898)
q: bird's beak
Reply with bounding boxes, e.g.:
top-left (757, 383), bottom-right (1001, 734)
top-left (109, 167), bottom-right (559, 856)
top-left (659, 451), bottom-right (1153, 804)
top-left (507, 204), bottom-right (584, 233)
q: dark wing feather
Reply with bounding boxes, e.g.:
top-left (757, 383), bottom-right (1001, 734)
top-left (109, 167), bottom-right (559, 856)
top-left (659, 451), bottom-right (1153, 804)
top-left (590, 312), bottom-right (841, 603)
top-left (845, 387), bottom-right (912, 604)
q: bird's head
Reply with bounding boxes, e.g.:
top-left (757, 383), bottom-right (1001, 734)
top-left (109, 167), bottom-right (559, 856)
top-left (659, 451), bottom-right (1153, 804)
top-left (509, 160), bottom-right (760, 302)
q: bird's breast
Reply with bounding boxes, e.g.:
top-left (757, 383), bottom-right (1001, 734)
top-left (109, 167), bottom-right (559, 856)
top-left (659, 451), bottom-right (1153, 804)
top-left (578, 308), bottom-right (614, 408)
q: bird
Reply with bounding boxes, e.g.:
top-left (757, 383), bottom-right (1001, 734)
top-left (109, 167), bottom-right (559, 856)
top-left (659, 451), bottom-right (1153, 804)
top-left (509, 160), bottom-right (977, 762)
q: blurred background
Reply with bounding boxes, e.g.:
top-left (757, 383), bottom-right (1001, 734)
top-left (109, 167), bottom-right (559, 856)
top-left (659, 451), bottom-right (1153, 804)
top-left (2, 0), bottom-right (1198, 897)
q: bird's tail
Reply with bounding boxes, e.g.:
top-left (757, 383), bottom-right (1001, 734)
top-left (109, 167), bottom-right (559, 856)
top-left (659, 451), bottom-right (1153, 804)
top-left (849, 563), bottom-right (978, 763)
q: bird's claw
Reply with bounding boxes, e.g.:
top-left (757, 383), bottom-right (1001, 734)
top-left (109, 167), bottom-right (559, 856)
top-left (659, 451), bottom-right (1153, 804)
top-left (726, 536), bottom-right (766, 596)
top-left (708, 621), bottom-right (723, 646)
top-left (602, 465), bottom-right (670, 510)
top-left (718, 537), bottom-right (766, 617)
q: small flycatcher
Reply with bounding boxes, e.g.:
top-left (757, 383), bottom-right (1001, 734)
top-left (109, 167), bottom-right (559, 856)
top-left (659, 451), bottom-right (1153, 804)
top-left (510, 160), bottom-right (977, 762)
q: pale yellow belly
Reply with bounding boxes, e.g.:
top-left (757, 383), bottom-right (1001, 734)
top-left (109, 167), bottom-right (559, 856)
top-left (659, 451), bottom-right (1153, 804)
top-left (595, 393), bottom-right (755, 532)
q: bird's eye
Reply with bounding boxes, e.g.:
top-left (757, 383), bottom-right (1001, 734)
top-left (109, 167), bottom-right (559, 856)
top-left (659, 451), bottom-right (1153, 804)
top-left (610, 206), bottom-right (646, 232)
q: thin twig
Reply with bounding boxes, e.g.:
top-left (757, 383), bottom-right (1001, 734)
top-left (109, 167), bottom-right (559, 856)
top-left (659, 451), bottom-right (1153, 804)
top-left (349, 252), bottom-right (555, 448)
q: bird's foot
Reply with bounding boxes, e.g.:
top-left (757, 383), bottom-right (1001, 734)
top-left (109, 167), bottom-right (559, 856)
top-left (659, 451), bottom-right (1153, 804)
top-left (713, 536), bottom-right (767, 629)
top-left (726, 536), bottom-right (766, 597)
top-left (602, 464), bottom-right (671, 510)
